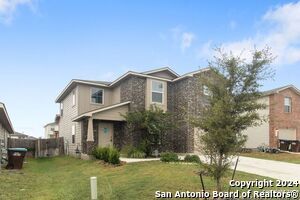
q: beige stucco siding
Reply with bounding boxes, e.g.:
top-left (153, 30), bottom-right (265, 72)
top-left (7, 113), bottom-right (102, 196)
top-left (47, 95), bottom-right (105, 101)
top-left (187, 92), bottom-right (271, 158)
top-left (77, 84), bottom-right (114, 115)
top-left (59, 83), bottom-right (123, 154)
top-left (147, 71), bottom-right (175, 79)
top-left (0, 123), bottom-right (9, 149)
top-left (58, 86), bottom-right (81, 154)
top-left (111, 85), bottom-right (121, 104)
top-left (92, 104), bottom-right (128, 121)
top-left (243, 96), bottom-right (270, 148)
top-left (145, 78), bottom-right (167, 111)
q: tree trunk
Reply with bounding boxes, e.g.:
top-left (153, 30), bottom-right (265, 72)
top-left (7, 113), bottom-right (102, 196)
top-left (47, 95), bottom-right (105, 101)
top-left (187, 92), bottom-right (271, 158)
top-left (216, 153), bottom-right (223, 192)
top-left (216, 178), bottom-right (221, 193)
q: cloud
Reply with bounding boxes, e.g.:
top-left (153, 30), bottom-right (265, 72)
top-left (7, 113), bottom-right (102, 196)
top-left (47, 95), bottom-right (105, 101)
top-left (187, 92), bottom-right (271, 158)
top-left (168, 26), bottom-right (196, 52)
top-left (181, 32), bottom-right (195, 52)
top-left (0, 0), bottom-right (36, 24)
top-left (198, 1), bottom-right (300, 66)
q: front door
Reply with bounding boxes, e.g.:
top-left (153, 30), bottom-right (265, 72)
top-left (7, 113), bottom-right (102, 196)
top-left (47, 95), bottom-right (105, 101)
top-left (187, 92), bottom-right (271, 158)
top-left (98, 122), bottom-right (113, 147)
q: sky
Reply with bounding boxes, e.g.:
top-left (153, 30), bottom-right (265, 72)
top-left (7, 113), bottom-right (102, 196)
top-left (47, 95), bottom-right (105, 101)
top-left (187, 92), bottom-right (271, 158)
top-left (0, 0), bottom-right (300, 138)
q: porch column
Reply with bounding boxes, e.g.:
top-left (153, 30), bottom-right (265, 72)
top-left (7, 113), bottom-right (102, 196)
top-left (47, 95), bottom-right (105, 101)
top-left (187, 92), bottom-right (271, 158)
top-left (86, 117), bottom-right (95, 155)
top-left (87, 117), bottom-right (94, 142)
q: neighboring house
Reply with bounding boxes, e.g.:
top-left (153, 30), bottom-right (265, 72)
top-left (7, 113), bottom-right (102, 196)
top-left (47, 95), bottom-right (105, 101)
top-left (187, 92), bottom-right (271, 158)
top-left (10, 132), bottom-right (36, 140)
top-left (244, 85), bottom-right (300, 152)
top-left (0, 102), bottom-right (14, 150)
top-left (55, 67), bottom-right (210, 155)
top-left (44, 122), bottom-right (59, 139)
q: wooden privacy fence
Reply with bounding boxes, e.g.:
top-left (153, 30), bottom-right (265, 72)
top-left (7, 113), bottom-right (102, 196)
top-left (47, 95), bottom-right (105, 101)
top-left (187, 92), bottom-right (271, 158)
top-left (8, 137), bottom-right (64, 158)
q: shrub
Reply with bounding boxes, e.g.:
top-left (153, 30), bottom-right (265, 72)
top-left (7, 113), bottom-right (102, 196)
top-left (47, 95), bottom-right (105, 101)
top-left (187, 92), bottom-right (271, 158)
top-left (257, 145), bottom-right (266, 152)
top-left (92, 147), bottom-right (101, 159)
top-left (240, 148), bottom-right (253, 153)
top-left (138, 140), bottom-right (151, 157)
top-left (160, 152), bottom-right (179, 162)
top-left (92, 147), bottom-right (110, 162)
top-left (257, 145), bottom-right (280, 154)
top-left (109, 148), bottom-right (120, 164)
top-left (101, 147), bottom-right (110, 162)
top-left (92, 147), bottom-right (120, 164)
top-left (184, 155), bottom-right (201, 163)
top-left (121, 145), bottom-right (146, 158)
top-left (120, 145), bottom-right (133, 157)
top-left (129, 149), bottom-right (146, 158)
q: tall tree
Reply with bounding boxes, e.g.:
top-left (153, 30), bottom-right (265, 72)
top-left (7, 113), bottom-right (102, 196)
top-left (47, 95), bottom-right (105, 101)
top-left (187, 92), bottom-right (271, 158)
top-left (193, 48), bottom-right (274, 191)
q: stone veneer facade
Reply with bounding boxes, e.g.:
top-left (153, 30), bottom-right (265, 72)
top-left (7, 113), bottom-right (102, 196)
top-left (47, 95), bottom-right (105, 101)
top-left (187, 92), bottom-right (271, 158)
top-left (114, 76), bottom-right (147, 150)
top-left (167, 73), bottom-right (209, 152)
top-left (120, 76), bottom-right (146, 111)
top-left (115, 73), bottom-right (209, 153)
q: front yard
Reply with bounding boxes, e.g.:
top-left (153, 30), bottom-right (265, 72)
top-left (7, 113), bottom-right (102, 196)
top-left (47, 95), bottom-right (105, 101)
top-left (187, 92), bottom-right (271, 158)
top-left (0, 156), bottom-right (298, 200)
top-left (240, 151), bottom-right (300, 164)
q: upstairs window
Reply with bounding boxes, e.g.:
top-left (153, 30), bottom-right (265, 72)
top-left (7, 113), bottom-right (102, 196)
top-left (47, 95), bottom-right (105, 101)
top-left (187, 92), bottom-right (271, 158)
top-left (284, 97), bottom-right (292, 113)
top-left (91, 88), bottom-right (104, 104)
top-left (72, 91), bottom-right (76, 106)
top-left (152, 80), bottom-right (164, 104)
top-left (203, 85), bottom-right (210, 96)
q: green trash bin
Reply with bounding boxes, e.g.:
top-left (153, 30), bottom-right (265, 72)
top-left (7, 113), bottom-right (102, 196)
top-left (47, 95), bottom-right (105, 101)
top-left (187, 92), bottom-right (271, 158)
top-left (6, 148), bottom-right (27, 169)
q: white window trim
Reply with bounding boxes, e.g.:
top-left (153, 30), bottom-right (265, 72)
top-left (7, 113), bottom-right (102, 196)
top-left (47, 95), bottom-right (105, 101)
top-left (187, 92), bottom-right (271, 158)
top-left (72, 125), bottom-right (76, 135)
top-left (151, 80), bottom-right (164, 104)
top-left (203, 85), bottom-right (210, 96)
top-left (60, 103), bottom-right (63, 116)
top-left (71, 125), bottom-right (75, 144)
top-left (72, 90), bottom-right (76, 107)
top-left (284, 97), bottom-right (292, 113)
top-left (90, 87), bottom-right (104, 105)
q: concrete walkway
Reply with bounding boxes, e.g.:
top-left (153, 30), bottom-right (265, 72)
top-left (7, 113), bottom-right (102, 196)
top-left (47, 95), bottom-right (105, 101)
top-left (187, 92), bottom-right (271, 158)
top-left (120, 157), bottom-right (159, 163)
top-left (121, 156), bottom-right (300, 181)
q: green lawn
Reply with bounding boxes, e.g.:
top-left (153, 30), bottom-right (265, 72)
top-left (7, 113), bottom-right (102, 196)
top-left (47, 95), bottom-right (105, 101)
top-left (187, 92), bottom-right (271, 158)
top-left (240, 151), bottom-right (300, 164)
top-left (0, 156), bottom-right (298, 200)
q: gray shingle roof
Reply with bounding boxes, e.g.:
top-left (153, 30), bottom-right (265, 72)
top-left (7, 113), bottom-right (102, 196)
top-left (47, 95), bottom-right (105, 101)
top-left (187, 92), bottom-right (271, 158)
top-left (262, 85), bottom-right (300, 96)
top-left (73, 79), bottom-right (111, 85)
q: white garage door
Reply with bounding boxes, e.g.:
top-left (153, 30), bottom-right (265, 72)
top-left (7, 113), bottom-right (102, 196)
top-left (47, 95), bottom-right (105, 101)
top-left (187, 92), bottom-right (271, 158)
top-left (278, 129), bottom-right (296, 140)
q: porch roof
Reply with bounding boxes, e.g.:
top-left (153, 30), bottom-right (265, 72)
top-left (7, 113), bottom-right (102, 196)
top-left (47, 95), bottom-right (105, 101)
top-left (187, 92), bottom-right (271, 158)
top-left (72, 101), bottom-right (130, 122)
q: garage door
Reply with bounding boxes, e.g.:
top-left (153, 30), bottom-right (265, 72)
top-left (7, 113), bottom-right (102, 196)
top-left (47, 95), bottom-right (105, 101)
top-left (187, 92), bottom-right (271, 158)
top-left (278, 129), bottom-right (297, 140)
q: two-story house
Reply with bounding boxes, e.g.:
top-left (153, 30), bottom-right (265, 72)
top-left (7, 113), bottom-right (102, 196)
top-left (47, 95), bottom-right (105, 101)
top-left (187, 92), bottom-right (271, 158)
top-left (244, 85), bottom-right (300, 152)
top-left (55, 67), bottom-right (210, 155)
top-left (44, 122), bottom-right (59, 139)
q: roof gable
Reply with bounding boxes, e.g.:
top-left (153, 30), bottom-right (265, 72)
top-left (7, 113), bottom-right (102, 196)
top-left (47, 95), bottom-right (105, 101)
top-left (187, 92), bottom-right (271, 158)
top-left (262, 85), bottom-right (300, 96)
top-left (142, 67), bottom-right (179, 79)
top-left (173, 68), bottom-right (210, 82)
top-left (55, 79), bottom-right (110, 103)
top-left (0, 103), bottom-right (14, 134)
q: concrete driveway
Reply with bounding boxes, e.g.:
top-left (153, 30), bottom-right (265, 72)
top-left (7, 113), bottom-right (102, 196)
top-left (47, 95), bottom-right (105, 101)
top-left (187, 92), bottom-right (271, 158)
top-left (197, 155), bottom-right (300, 181)
top-left (121, 155), bottom-right (300, 181)
top-left (233, 156), bottom-right (300, 181)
